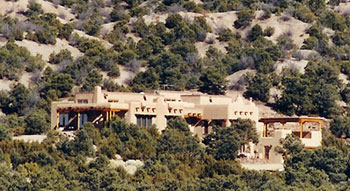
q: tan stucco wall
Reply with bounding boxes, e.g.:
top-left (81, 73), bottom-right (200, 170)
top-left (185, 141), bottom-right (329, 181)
top-left (51, 87), bottom-right (260, 136)
top-left (256, 129), bottom-right (322, 164)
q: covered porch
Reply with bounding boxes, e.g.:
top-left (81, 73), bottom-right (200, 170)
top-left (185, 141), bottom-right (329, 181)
top-left (259, 117), bottom-right (325, 139)
top-left (55, 106), bottom-right (128, 131)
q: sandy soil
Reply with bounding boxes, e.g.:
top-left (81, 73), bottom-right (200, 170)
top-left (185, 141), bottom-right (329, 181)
top-left (339, 73), bottom-right (349, 84)
top-left (13, 135), bottom-right (47, 143)
top-left (274, 59), bottom-right (309, 74)
top-left (143, 10), bottom-right (310, 56)
top-left (190, 0), bottom-right (203, 4)
top-left (101, 22), bottom-right (116, 37)
top-left (334, 2), bottom-right (350, 16)
top-left (269, 87), bottom-right (282, 103)
top-left (0, 80), bottom-right (13, 91)
top-left (110, 158), bottom-right (144, 175)
top-left (0, 0), bottom-right (28, 19)
top-left (37, 0), bottom-right (75, 22)
top-left (15, 38), bottom-right (83, 61)
top-left (195, 36), bottom-right (227, 57)
top-left (115, 66), bottom-right (134, 85)
top-left (256, 102), bottom-right (281, 118)
top-left (87, 154), bottom-right (143, 175)
top-left (226, 68), bottom-right (255, 90)
top-left (0, 36), bottom-right (7, 47)
top-left (241, 163), bottom-right (284, 171)
top-left (126, 33), bottom-right (142, 43)
top-left (249, 13), bottom-right (311, 48)
top-left (73, 30), bottom-right (113, 49)
top-left (0, 0), bottom-right (75, 23)
top-left (19, 72), bottom-right (34, 87)
top-left (100, 65), bottom-right (135, 86)
top-left (143, 11), bottom-right (238, 32)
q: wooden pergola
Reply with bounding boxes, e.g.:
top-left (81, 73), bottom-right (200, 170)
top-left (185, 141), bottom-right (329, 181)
top-left (56, 106), bottom-right (128, 130)
top-left (259, 117), bottom-right (326, 138)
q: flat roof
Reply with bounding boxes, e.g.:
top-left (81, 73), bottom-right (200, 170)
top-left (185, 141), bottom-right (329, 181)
top-left (259, 116), bottom-right (326, 123)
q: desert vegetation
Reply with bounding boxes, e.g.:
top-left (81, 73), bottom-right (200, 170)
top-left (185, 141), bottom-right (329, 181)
top-left (0, 0), bottom-right (350, 189)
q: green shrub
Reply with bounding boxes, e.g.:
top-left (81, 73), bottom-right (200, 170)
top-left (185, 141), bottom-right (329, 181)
top-left (131, 68), bottom-right (160, 92)
top-left (263, 26), bottom-right (274, 37)
top-left (199, 66), bottom-right (227, 95)
top-left (132, 18), bottom-right (149, 37)
top-left (49, 49), bottom-right (73, 64)
top-left (25, 55), bottom-right (45, 72)
top-left (183, 1), bottom-right (198, 12)
top-left (58, 23), bottom-right (73, 40)
top-left (308, 0), bottom-right (326, 13)
top-left (83, 13), bottom-right (103, 36)
top-left (33, 29), bottom-right (57, 45)
top-left (165, 14), bottom-right (184, 29)
top-left (11, 29), bottom-right (24, 41)
top-left (247, 24), bottom-right (263, 42)
top-left (217, 28), bottom-right (233, 42)
top-left (302, 36), bottom-right (318, 49)
top-left (162, 0), bottom-right (180, 6)
top-left (319, 10), bottom-right (345, 31)
top-left (25, 1), bottom-right (44, 17)
top-left (277, 34), bottom-right (296, 51)
top-left (244, 73), bottom-right (272, 102)
top-left (0, 125), bottom-right (11, 141)
top-left (234, 9), bottom-right (254, 29)
top-left (81, 70), bottom-right (103, 91)
top-left (293, 4), bottom-right (315, 23)
top-left (110, 8), bottom-right (130, 22)
top-left (118, 49), bottom-right (137, 65)
top-left (24, 109), bottom-right (50, 135)
top-left (107, 64), bottom-right (120, 77)
top-left (130, 6), bottom-right (148, 17)
top-left (0, 41), bottom-right (41, 80)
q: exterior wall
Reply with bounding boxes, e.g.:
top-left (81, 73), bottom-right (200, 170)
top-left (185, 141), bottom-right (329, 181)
top-left (51, 102), bottom-right (58, 129)
top-left (256, 129), bottom-right (322, 164)
top-left (301, 131), bottom-right (322, 148)
top-left (256, 130), bottom-right (291, 164)
top-left (51, 87), bottom-right (324, 168)
top-left (51, 87), bottom-right (260, 136)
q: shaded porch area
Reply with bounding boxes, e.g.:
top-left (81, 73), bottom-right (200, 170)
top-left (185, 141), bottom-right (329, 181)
top-left (55, 106), bottom-right (128, 130)
top-left (259, 117), bottom-right (326, 139)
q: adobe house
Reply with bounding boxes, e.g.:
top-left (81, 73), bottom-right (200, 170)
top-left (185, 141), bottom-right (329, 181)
top-left (255, 117), bottom-right (325, 164)
top-left (51, 87), bottom-right (325, 169)
top-left (51, 86), bottom-right (259, 138)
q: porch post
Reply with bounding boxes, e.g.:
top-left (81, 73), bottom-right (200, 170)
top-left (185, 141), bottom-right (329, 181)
top-left (56, 112), bottom-right (60, 129)
top-left (77, 112), bottom-right (81, 130)
top-left (318, 121), bottom-right (323, 131)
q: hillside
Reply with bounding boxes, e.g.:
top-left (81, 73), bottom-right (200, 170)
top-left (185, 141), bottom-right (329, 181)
top-left (1, 0), bottom-right (350, 190)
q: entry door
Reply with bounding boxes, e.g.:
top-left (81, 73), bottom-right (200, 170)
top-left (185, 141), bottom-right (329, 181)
top-left (264, 146), bottom-right (271, 160)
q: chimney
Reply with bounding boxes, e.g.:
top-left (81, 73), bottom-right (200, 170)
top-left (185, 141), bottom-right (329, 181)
top-left (93, 86), bottom-right (102, 103)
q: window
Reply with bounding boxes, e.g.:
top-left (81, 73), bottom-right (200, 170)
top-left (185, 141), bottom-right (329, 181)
top-left (78, 99), bottom-right (88, 104)
top-left (59, 113), bottom-right (69, 127)
top-left (80, 113), bottom-right (88, 127)
top-left (142, 118), bottom-right (146, 127)
top-left (136, 115), bottom-right (153, 128)
top-left (148, 117), bottom-right (152, 127)
top-left (137, 117), bottom-right (141, 127)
